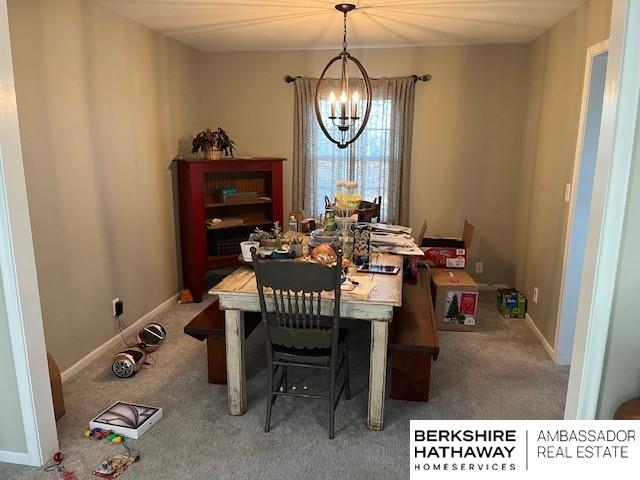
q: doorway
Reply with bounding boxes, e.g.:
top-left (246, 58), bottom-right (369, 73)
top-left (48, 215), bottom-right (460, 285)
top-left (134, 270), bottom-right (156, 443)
top-left (555, 41), bottom-right (609, 365)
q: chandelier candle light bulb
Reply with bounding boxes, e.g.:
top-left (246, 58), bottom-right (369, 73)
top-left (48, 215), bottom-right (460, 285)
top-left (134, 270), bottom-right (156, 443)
top-left (340, 91), bottom-right (348, 120)
top-left (352, 91), bottom-right (359, 118)
top-left (329, 91), bottom-right (336, 118)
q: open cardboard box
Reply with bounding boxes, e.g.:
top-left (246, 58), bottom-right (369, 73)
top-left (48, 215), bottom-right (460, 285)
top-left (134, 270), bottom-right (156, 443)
top-left (47, 353), bottom-right (65, 420)
top-left (417, 219), bottom-right (475, 269)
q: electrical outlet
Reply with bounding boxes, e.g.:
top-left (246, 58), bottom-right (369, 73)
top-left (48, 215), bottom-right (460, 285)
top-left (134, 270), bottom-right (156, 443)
top-left (533, 287), bottom-right (539, 304)
top-left (475, 262), bottom-right (484, 274)
top-left (112, 298), bottom-right (124, 317)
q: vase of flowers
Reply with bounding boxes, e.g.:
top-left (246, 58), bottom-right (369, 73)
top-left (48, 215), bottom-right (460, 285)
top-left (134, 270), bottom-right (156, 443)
top-left (335, 180), bottom-right (361, 261)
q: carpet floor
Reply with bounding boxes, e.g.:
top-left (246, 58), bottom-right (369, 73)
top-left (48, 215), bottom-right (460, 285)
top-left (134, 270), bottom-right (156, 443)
top-left (2, 291), bottom-right (569, 480)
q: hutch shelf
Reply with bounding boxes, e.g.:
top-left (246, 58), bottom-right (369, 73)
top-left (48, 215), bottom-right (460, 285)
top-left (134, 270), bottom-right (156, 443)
top-left (175, 157), bottom-right (285, 302)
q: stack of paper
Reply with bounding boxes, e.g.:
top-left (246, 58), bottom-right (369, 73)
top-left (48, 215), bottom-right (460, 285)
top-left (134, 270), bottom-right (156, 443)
top-left (369, 225), bottom-right (423, 256)
top-left (342, 277), bottom-right (376, 298)
top-left (370, 223), bottom-right (412, 235)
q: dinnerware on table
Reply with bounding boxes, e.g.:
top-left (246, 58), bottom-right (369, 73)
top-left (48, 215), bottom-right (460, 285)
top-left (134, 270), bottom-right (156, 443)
top-left (241, 241), bottom-right (260, 262)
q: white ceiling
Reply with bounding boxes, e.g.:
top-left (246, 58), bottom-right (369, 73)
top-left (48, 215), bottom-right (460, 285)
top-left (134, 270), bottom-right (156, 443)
top-left (95, 0), bottom-right (587, 52)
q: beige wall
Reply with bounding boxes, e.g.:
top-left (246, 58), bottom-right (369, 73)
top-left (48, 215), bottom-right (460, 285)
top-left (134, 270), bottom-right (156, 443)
top-left (0, 272), bottom-right (28, 454)
top-left (201, 45), bottom-right (530, 285)
top-left (514, 0), bottom-right (612, 344)
top-left (597, 104), bottom-right (640, 418)
top-left (5, 0), bottom-right (612, 374)
top-left (8, 0), bottom-right (203, 371)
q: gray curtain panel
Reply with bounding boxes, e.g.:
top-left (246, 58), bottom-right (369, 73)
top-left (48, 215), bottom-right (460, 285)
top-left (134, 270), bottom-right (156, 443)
top-left (292, 76), bottom-right (416, 225)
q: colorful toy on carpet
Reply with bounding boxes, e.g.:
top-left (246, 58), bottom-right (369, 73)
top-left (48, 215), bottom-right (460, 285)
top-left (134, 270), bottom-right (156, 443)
top-left (42, 451), bottom-right (81, 479)
top-left (83, 428), bottom-right (124, 444)
top-left (92, 456), bottom-right (135, 479)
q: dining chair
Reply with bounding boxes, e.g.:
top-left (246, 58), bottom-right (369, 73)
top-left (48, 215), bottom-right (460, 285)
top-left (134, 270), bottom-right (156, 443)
top-left (251, 248), bottom-right (351, 439)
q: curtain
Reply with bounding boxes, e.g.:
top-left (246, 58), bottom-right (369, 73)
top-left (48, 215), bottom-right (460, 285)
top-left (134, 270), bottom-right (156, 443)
top-left (292, 76), bottom-right (415, 224)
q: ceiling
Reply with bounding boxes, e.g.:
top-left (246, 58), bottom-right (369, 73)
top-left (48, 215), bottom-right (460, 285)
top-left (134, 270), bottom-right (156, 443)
top-left (95, 0), bottom-right (587, 52)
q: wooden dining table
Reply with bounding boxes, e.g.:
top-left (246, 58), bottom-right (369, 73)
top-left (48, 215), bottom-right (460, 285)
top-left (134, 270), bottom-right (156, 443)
top-left (210, 252), bottom-right (403, 430)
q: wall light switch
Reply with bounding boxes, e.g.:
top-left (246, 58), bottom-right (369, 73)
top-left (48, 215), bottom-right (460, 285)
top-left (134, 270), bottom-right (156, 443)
top-left (564, 183), bottom-right (572, 203)
top-left (533, 287), bottom-right (539, 304)
top-left (475, 262), bottom-right (484, 274)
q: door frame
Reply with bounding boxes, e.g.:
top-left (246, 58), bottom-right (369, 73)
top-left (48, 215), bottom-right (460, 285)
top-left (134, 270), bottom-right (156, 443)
top-left (564, 0), bottom-right (640, 419)
top-left (0, 0), bottom-right (58, 466)
top-left (554, 39), bottom-right (609, 365)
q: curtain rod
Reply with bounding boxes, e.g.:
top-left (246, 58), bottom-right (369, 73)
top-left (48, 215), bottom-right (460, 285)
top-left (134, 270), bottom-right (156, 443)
top-left (283, 74), bottom-right (431, 83)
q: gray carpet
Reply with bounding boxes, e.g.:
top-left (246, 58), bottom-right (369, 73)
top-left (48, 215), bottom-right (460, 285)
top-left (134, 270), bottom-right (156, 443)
top-left (2, 291), bottom-right (569, 479)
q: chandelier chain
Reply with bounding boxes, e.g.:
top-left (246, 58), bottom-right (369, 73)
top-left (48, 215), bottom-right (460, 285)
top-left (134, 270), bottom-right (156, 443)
top-left (342, 12), bottom-right (348, 51)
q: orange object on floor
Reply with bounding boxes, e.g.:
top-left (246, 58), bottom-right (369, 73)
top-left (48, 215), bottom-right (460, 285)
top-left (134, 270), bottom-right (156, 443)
top-left (177, 289), bottom-right (193, 304)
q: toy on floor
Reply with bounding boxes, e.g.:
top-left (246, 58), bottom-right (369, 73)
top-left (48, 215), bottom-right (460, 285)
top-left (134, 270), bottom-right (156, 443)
top-left (83, 427), bottom-right (141, 478)
top-left (111, 323), bottom-right (166, 378)
top-left (83, 428), bottom-right (124, 444)
top-left (177, 289), bottom-right (194, 304)
top-left (43, 451), bottom-right (80, 480)
top-left (92, 455), bottom-right (135, 479)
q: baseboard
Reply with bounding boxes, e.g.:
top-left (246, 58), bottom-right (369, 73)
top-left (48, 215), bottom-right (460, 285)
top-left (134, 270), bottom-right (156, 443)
top-left (61, 294), bottom-right (177, 383)
top-left (0, 449), bottom-right (32, 466)
top-left (526, 313), bottom-right (555, 360)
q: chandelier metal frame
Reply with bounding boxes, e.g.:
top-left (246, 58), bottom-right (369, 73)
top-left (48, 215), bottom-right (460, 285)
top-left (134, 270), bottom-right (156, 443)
top-left (314, 4), bottom-right (372, 149)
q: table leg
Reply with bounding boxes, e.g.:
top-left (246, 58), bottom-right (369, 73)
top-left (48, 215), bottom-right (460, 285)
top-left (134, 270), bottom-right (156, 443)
top-left (367, 320), bottom-right (389, 430)
top-left (225, 309), bottom-right (246, 415)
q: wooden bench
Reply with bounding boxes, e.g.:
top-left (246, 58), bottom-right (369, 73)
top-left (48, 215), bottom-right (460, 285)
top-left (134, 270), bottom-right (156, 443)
top-left (390, 267), bottom-right (439, 401)
top-left (184, 300), bottom-right (261, 384)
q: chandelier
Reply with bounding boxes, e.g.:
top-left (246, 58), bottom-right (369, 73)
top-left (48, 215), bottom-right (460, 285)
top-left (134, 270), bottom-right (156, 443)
top-left (315, 4), bottom-right (372, 149)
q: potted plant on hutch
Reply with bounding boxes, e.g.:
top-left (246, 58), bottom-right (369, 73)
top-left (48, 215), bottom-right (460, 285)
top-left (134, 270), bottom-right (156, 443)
top-left (191, 127), bottom-right (235, 160)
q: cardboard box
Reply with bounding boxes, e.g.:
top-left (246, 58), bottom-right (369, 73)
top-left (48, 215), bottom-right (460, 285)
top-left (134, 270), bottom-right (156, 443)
top-left (497, 288), bottom-right (527, 319)
top-left (47, 354), bottom-right (65, 420)
top-left (430, 268), bottom-right (478, 331)
top-left (418, 219), bottom-right (475, 269)
top-left (90, 401), bottom-right (163, 439)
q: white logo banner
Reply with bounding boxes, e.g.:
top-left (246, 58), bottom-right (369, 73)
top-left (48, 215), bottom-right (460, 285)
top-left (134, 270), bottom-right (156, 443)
top-left (411, 420), bottom-right (639, 478)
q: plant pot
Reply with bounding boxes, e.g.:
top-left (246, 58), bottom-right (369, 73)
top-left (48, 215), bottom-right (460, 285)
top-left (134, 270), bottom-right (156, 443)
top-left (260, 238), bottom-right (280, 249)
top-left (291, 244), bottom-right (304, 258)
top-left (205, 149), bottom-right (222, 160)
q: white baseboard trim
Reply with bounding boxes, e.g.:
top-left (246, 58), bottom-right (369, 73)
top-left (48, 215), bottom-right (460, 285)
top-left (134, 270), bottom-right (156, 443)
top-left (0, 449), bottom-right (32, 466)
top-left (526, 313), bottom-right (555, 360)
top-left (61, 294), bottom-right (177, 383)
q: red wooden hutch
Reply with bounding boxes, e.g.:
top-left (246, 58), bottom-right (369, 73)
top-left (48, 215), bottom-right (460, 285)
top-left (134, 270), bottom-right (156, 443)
top-left (175, 157), bottom-right (285, 302)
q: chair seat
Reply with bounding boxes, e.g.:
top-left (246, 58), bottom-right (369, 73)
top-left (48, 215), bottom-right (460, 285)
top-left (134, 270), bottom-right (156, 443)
top-left (272, 328), bottom-right (349, 364)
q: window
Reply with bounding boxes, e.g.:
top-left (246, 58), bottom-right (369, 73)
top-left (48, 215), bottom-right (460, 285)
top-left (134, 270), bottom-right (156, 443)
top-left (293, 77), bottom-right (415, 225)
top-left (312, 98), bottom-right (393, 217)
